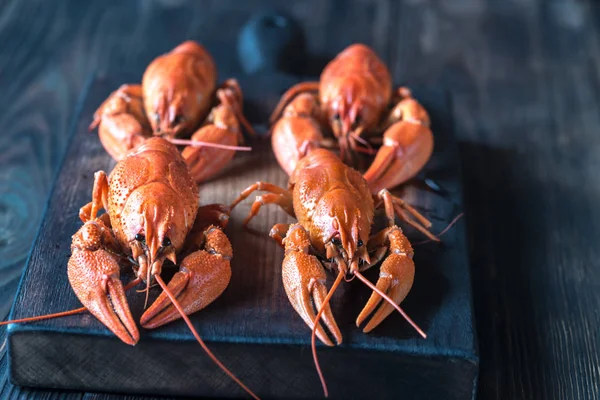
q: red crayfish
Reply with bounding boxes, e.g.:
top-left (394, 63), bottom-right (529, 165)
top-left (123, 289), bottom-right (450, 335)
top-left (90, 40), bottom-right (255, 183)
top-left (3, 137), bottom-right (259, 399)
top-left (231, 44), bottom-right (458, 397)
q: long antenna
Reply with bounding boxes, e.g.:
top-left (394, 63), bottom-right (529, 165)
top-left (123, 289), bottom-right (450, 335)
top-left (311, 269), bottom-right (345, 398)
top-left (153, 274), bottom-right (260, 400)
top-left (353, 271), bottom-right (426, 339)
top-left (0, 278), bottom-right (142, 326)
top-left (413, 212), bottom-right (465, 246)
top-left (0, 308), bottom-right (86, 325)
top-left (394, 204), bottom-right (439, 242)
top-left (144, 263), bottom-right (151, 310)
top-left (167, 138), bottom-right (252, 151)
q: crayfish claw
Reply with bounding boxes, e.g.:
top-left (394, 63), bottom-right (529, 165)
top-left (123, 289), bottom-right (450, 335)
top-left (287, 271), bottom-right (335, 346)
top-left (282, 225), bottom-right (342, 346)
top-left (140, 226), bottom-right (232, 329)
top-left (139, 269), bottom-right (189, 328)
top-left (67, 228), bottom-right (139, 345)
top-left (364, 121), bottom-right (433, 194)
top-left (356, 251), bottom-right (414, 333)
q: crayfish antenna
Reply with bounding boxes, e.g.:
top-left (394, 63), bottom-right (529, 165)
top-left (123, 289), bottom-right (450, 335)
top-left (413, 212), bottom-right (465, 246)
top-left (311, 269), bottom-right (345, 398)
top-left (0, 308), bottom-right (87, 325)
top-left (153, 274), bottom-right (261, 400)
top-left (167, 138), bottom-right (252, 151)
top-left (144, 266), bottom-right (151, 310)
top-left (353, 271), bottom-right (426, 339)
top-left (0, 278), bottom-right (142, 326)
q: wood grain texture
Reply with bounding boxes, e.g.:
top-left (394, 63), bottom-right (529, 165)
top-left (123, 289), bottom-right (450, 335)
top-left (0, 0), bottom-right (599, 399)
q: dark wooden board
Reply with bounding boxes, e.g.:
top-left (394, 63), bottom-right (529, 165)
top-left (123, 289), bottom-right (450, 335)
top-left (4, 1), bottom-right (600, 399)
top-left (6, 71), bottom-right (476, 399)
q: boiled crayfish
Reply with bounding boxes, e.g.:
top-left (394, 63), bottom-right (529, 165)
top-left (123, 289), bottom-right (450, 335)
top-left (231, 44), bottom-right (446, 397)
top-left (69, 137), bottom-right (233, 342)
top-left (3, 137), bottom-right (259, 399)
top-left (90, 40), bottom-right (254, 183)
top-left (230, 146), bottom-right (428, 398)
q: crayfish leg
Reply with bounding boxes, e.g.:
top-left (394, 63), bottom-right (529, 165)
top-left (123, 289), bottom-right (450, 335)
top-left (377, 189), bottom-right (438, 242)
top-left (229, 182), bottom-right (294, 228)
top-left (269, 223), bottom-right (291, 248)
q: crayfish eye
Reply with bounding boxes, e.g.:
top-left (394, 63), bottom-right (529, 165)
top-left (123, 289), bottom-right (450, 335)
top-left (357, 239), bottom-right (364, 247)
top-left (354, 113), bottom-right (362, 126)
top-left (135, 233), bottom-right (145, 242)
top-left (332, 113), bottom-right (341, 122)
top-left (162, 237), bottom-right (171, 247)
top-left (331, 237), bottom-right (342, 246)
top-left (153, 113), bottom-right (160, 124)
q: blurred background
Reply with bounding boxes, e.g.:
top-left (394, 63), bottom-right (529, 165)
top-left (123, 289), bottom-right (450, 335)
top-left (0, 0), bottom-right (598, 399)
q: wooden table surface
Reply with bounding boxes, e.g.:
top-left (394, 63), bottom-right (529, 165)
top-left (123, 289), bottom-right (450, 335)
top-left (0, 0), bottom-right (598, 399)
